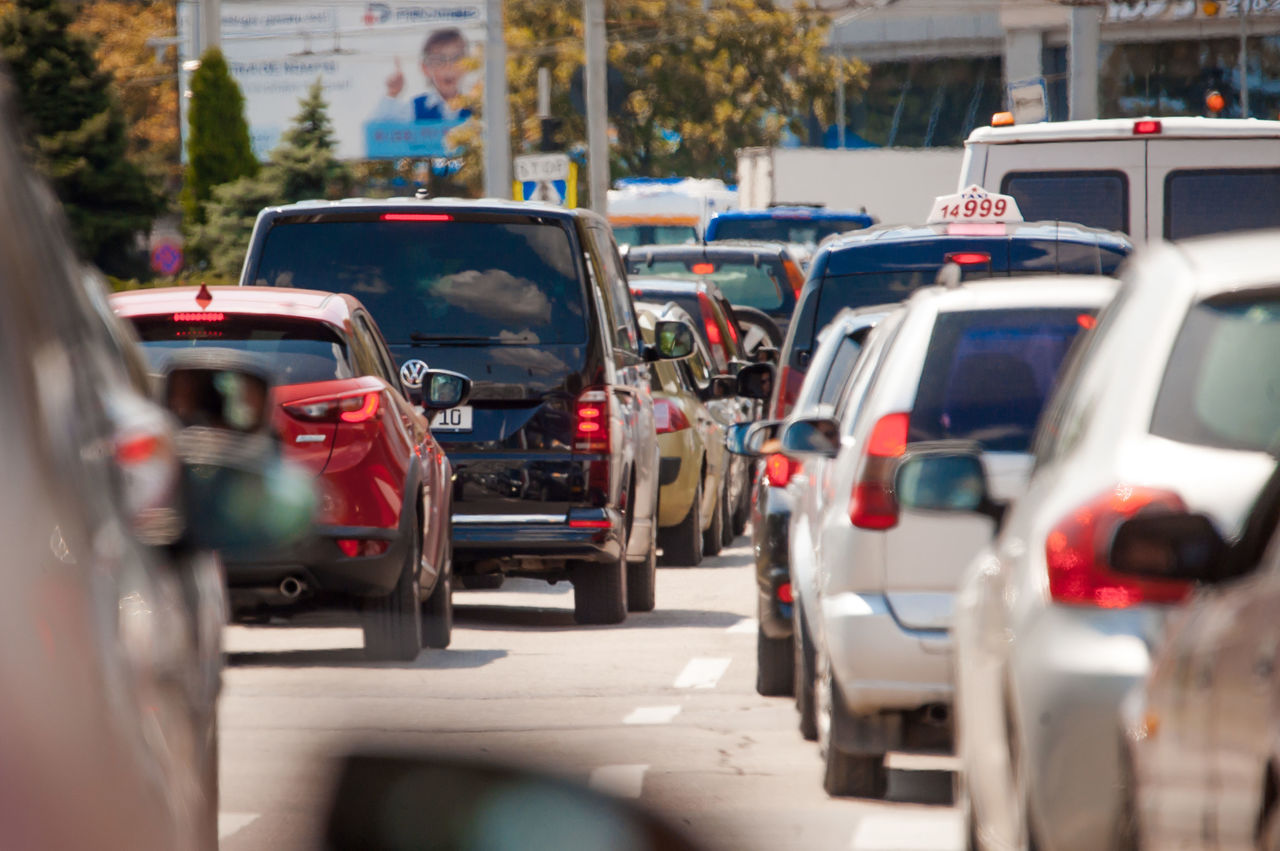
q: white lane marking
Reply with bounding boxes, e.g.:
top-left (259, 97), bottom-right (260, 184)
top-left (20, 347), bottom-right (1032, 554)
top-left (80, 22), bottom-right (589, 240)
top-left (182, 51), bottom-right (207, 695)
top-left (218, 812), bottom-right (260, 841)
top-left (588, 764), bottom-right (649, 799)
top-left (726, 618), bottom-right (758, 634)
top-left (673, 657), bottom-right (731, 689)
top-left (849, 810), bottom-right (964, 850)
top-left (623, 705), bottom-right (681, 725)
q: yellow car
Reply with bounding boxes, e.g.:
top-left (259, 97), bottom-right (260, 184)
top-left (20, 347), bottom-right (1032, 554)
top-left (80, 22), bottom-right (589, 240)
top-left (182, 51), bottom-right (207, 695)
top-left (637, 304), bottom-right (734, 566)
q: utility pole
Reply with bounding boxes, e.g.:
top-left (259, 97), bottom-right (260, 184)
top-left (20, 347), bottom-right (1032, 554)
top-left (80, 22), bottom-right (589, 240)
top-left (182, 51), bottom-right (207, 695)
top-left (483, 0), bottom-right (512, 198)
top-left (584, 0), bottom-right (608, 214)
top-left (198, 0), bottom-right (220, 53)
top-left (1067, 4), bottom-right (1100, 120)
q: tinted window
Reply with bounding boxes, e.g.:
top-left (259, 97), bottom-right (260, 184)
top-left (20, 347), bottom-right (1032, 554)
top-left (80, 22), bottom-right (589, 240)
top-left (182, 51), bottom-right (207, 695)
top-left (1151, 295), bottom-right (1280, 452)
top-left (818, 336), bottom-right (863, 406)
top-left (1165, 169), bottom-right (1280, 241)
top-left (910, 308), bottom-right (1093, 452)
top-left (252, 219), bottom-right (587, 345)
top-left (630, 259), bottom-right (785, 311)
top-left (1002, 171), bottom-right (1128, 234)
top-left (611, 224), bottom-right (698, 246)
top-left (710, 217), bottom-right (869, 244)
top-left (131, 315), bottom-right (353, 386)
top-left (815, 271), bottom-right (935, 330)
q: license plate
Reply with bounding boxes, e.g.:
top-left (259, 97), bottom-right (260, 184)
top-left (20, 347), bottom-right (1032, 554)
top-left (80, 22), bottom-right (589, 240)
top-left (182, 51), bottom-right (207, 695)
top-left (431, 405), bottom-right (473, 432)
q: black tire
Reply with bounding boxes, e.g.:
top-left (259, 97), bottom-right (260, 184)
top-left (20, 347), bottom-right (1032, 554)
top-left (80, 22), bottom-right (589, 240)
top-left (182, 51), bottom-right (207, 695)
top-left (795, 605), bottom-right (818, 741)
top-left (731, 473), bottom-right (750, 538)
top-left (659, 477), bottom-right (702, 567)
top-left (756, 625), bottom-right (793, 696)
top-left (421, 538), bottom-right (453, 648)
top-left (818, 648), bottom-right (887, 798)
top-left (626, 529), bottom-right (657, 613)
top-left (362, 531), bottom-right (423, 662)
top-left (460, 573), bottom-right (504, 590)
top-left (572, 555), bottom-right (627, 624)
top-left (721, 478), bottom-right (736, 547)
top-left (703, 483), bottom-right (725, 556)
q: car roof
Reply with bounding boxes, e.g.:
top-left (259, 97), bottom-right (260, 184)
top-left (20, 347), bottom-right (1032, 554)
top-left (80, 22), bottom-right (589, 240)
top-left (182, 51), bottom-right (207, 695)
top-left (1162, 228), bottom-right (1280, 298)
top-left (110, 285), bottom-right (357, 329)
top-left (625, 241), bottom-right (790, 260)
top-left (816, 219), bottom-right (1131, 255)
top-left (254, 195), bottom-right (603, 226)
top-left (966, 116), bottom-right (1280, 144)
top-left (904, 275), bottom-right (1119, 312)
top-left (709, 207), bottom-right (873, 222)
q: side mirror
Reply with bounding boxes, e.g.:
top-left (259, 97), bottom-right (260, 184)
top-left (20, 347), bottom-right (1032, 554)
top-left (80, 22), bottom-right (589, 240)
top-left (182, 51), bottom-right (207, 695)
top-left (726, 419), bottom-right (779, 457)
top-left (894, 442), bottom-right (1004, 525)
top-left (778, 416), bottom-right (839, 459)
top-left (735, 362), bottom-right (775, 400)
top-left (652, 319), bottom-right (696, 360)
top-left (421, 369), bottom-right (472, 410)
top-left (164, 365), bottom-right (271, 433)
top-left (707, 374), bottom-right (737, 400)
top-left (1109, 512), bottom-right (1228, 583)
top-left (754, 346), bottom-right (779, 364)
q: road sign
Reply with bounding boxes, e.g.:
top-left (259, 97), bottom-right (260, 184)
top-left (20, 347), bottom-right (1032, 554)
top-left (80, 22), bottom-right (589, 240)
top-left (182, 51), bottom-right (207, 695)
top-left (514, 153), bottom-right (570, 183)
top-left (513, 157), bottom-right (577, 207)
top-left (150, 237), bottom-right (183, 277)
top-left (1006, 77), bottom-right (1048, 124)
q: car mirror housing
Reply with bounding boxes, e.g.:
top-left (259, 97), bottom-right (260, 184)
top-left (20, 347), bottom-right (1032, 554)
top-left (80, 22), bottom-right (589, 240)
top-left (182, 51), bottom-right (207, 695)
top-left (778, 416), bottom-right (840, 459)
top-left (735, 362), bottom-right (775, 400)
top-left (652, 319), bottom-right (696, 360)
top-left (422, 369), bottom-right (472, 410)
top-left (707, 375), bottom-right (737, 399)
top-left (726, 419), bottom-right (779, 457)
top-left (1109, 512), bottom-right (1228, 583)
top-left (894, 442), bottom-right (1004, 524)
top-left (163, 355), bottom-right (273, 435)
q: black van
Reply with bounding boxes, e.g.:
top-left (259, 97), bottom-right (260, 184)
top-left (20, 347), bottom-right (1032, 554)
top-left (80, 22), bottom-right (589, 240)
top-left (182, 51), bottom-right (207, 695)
top-left (241, 199), bottom-right (664, 624)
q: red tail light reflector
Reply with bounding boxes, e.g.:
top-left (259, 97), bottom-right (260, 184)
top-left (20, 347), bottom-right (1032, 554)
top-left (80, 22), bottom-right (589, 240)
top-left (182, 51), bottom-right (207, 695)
top-left (173, 312), bottom-right (225, 322)
top-left (776, 582), bottom-right (794, 604)
top-left (848, 412), bottom-right (910, 530)
top-left (1046, 486), bottom-right (1192, 609)
top-left (653, 398), bottom-right (691, 433)
top-left (1077, 313), bottom-right (1097, 329)
top-left (569, 518), bottom-right (612, 529)
top-left (691, 262), bottom-right (716, 275)
top-left (1133, 120), bottom-right (1163, 135)
top-left (865, 412), bottom-right (909, 458)
top-left (765, 453), bottom-right (801, 488)
top-left (945, 252), bottom-right (991, 266)
top-left (336, 538), bottom-right (389, 557)
top-left (285, 391), bottom-right (381, 423)
top-left (381, 213), bottom-right (453, 222)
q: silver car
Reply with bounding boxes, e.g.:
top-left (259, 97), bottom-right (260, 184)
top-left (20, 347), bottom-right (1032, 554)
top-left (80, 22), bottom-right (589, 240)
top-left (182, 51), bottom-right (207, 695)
top-left (946, 232), bottom-right (1280, 850)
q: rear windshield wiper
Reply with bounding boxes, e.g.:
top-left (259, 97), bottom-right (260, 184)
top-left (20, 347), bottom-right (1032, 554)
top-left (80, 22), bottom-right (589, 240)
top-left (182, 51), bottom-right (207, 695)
top-left (409, 332), bottom-right (509, 345)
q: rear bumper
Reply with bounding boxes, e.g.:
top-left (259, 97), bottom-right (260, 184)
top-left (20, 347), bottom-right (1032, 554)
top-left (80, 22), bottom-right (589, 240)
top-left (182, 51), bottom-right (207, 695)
top-left (452, 509), bottom-right (625, 567)
top-left (222, 524), bottom-right (406, 598)
top-left (754, 481), bottom-right (793, 639)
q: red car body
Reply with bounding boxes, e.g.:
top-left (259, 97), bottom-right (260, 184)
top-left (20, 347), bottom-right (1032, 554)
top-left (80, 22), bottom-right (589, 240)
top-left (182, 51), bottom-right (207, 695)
top-left (111, 286), bottom-right (457, 655)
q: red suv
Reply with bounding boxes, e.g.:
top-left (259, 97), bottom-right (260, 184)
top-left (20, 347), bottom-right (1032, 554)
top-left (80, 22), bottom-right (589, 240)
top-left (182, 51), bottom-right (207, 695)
top-left (111, 286), bottom-right (469, 661)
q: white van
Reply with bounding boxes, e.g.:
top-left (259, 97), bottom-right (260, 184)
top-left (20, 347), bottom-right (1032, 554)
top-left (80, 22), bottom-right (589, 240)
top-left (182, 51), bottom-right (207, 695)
top-left (959, 117), bottom-right (1280, 242)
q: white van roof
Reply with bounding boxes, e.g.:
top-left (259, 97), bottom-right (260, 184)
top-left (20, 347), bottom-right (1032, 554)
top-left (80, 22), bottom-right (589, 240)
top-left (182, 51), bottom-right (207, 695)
top-left (966, 116), bottom-right (1280, 145)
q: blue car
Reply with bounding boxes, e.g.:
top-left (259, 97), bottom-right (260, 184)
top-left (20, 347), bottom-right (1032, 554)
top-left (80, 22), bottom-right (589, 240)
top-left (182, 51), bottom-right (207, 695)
top-left (704, 207), bottom-right (875, 255)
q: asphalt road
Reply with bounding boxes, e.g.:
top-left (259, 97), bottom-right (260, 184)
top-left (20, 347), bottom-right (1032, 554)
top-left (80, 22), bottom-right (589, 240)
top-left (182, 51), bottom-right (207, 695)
top-left (217, 533), bottom-right (962, 851)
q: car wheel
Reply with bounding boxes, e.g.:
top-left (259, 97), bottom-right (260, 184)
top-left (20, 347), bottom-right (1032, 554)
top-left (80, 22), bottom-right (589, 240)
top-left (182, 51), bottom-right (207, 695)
top-left (460, 573), bottom-right (504, 590)
top-left (795, 604), bottom-right (818, 741)
top-left (362, 529), bottom-right (423, 662)
top-left (703, 482), bottom-right (725, 557)
top-left (420, 536), bottom-right (453, 649)
top-left (626, 527), bottom-right (657, 613)
top-left (816, 643), bottom-right (887, 798)
top-left (721, 477), bottom-right (736, 547)
top-left (755, 625), bottom-right (793, 696)
top-left (659, 476), bottom-right (703, 567)
top-left (572, 555), bottom-right (627, 624)
top-left (731, 468), bottom-right (750, 538)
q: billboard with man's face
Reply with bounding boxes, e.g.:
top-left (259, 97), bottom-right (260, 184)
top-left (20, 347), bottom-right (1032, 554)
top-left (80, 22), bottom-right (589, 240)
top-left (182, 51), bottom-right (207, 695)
top-left (178, 0), bottom-right (485, 160)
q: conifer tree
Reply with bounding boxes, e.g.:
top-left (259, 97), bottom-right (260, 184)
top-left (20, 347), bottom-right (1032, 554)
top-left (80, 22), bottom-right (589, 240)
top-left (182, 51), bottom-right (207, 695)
top-left (181, 48), bottom-right (257, 226)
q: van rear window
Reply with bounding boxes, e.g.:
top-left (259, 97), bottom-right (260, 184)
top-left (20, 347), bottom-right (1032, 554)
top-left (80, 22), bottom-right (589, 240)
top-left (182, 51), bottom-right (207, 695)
top-left (1165, 169), bottom-right (1280, 241)
top-left (1001, 171), bottom-right (1128, 234)
top-left (251, 219), bottom-right (588, 345)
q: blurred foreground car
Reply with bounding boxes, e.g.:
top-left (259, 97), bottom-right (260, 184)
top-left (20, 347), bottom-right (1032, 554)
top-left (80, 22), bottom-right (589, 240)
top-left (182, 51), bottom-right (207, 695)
top-left (0, 79), bottom-right (308, 849)
top-left (113, 286), bottom-right (469, 660)
top-left (942, 232), bottom-right (1280, 850)
top-left (782, 275), bottom-right (1115, 798)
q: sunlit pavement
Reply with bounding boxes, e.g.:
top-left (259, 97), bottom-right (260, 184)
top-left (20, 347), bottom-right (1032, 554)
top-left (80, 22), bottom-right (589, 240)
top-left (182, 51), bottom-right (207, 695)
top-left (217, 534), bottom-right (962, 850)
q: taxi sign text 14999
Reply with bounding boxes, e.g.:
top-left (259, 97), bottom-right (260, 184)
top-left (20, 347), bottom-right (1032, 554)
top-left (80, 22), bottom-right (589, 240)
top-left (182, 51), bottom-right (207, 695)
top-left (927, 186), bottom-right (1023, 224)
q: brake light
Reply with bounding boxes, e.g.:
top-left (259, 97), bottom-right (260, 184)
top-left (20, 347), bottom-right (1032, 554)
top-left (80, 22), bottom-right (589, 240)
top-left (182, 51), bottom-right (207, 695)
top-left (765, 453), bottom-right (801, 488)
top-left (173, 312), bottom-right (225, 322)
top-left (1046, 486), bottom-right (1192, 608)
top-left (653, 398), bottom-right (691, 434)
top-left (381, 213), bottom-right (453, 222)
top-left (569, 518), bottom-right (612, 529)
top-left (691, 262), bottom-right (715, 275)
top-left (697, 290), bottom-right (728, 365)
top-left (284, 391), bottom-right (381, 423)
top-left (848, 412), bottom-right (909, 530)
top-left (339, 393), bottom-right (380, 423)
top-left (575, 389), bottom-right (610, 453)
top-left (776, 581), bottom-right (794, 604)
top-left (784, 260), bottom-right (805, 294)
top-left (774, 364), bottom-right (804, 418)
top-left (1133, 119), bottom-right (1163, 135)
top-left (945, 252), bottom-right (991, 266)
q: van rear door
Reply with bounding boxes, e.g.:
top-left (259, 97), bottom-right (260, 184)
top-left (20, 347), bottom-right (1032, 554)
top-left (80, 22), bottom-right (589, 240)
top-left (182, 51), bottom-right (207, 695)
top-left (986, 141), bottom-right (1143, 237)
top-left (1147, 139), bottom-right (1280, 241)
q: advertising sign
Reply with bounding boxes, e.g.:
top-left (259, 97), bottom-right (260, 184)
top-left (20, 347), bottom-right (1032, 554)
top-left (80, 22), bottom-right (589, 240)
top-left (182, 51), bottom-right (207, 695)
top-left (178, 0), bottom-right (485, 161)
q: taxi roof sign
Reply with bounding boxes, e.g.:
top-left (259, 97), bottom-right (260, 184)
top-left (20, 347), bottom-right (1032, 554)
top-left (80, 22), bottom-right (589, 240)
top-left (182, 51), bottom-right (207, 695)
top-left (927, 185), bottom-right (1023, 225)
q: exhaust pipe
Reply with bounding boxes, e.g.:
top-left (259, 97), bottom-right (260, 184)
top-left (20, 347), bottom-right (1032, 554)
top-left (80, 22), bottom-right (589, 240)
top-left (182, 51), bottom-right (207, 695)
top-left (280, 576), bottom-right (307, 599)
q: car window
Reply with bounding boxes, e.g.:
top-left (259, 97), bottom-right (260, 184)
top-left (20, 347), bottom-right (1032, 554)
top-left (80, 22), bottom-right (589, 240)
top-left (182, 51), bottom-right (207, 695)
top-left (131, 315), bottom-right (354, 386)
top-left (633, 258), bottom-right (786, 311)
top-left (909, 307), bottom-right (1095, 453)
top-left (1164, 169), bottom-right (1280, 241)
top-left (611, 224), bottom-right (697, 246)
top-left (1001, 170), bottom-right (1129, 234)
top-left (352, 312), bottom-right (397, 382)
top-left (1150, 293), bottom-right (1280, 452)
top-left (252, 218), bottom-right (588, 345)
top-left (814, 271), bottom-right (935, 329)
top-left (818, 335), bottom-right (863, 407)
top-left (590, 227), bottom-right (640, 356)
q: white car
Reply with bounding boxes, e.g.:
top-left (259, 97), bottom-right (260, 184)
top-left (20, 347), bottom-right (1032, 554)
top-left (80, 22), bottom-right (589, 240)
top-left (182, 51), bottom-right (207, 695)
top-left (779, 275), bottom-right (1116, 797)
top-left (941, 232), bottom-right (1280, 850)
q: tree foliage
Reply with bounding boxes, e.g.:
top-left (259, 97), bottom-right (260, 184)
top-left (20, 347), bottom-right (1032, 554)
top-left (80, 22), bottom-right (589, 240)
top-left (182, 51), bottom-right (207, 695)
top-left (0, 0), bottom-right (161, 277)
top-left (182, 47), bottom-right (257, 225)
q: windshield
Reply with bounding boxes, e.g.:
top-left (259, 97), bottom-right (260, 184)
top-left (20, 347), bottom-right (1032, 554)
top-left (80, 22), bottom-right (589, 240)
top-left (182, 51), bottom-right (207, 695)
top-left (1151, 295), bottom-right (1280, 452)
top-left (631, 258), bottom-right (785, 310)
top-left (130, 315), bottom-right (353, 386)
top-left (610, 224), bottom-right (698, 246)
top-left (252, 219), bottom-right (588, 345)
top-left (710, 216), bottom-right (868, 245)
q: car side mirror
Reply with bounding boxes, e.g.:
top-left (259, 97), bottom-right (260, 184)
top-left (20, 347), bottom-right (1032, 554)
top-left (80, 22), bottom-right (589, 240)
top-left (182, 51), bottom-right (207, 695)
top-left (727, 419), bottom-right (779, 457)
top-left (1109, 512), bottom-right (1228, 583)
top-left (421, 369), bottom-right (472, 410)
top-left (652, 319), bottom-right (696, 359)
top-left (778, 416), bottom-right (839, 459)
top-left (754, 345), bottom-right (779, 364)
top-left (735, 362), bottom-right (775, 400)
top-left (164, 364), bottom-right (272, 434)
top-left (894, 442), bottom-right (1004, 525)
top-left (707, 374), bottom-right (737, 399)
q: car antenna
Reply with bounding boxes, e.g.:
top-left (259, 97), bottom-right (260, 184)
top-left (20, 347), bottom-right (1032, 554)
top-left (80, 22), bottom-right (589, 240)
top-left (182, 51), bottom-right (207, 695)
top-left (415, 187), bottom-right (430, 200)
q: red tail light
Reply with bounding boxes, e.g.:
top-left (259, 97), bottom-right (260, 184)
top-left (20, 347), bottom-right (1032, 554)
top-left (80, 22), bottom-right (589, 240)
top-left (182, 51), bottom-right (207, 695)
top-left (691, 262), bottom-right (716, 275)
top-left (653, 398), bottom-right (691, 434)
top-left (173, 312), bottom-right (225, 322)
top-left (945, 252), bottom-right (991, 266)
top-left (848, 412), bottom-right (910, 530)
top-left (575, 389), bottom-right (611, 452)
top-left (569, 518), bottom-right (612, 529)
top-left (774, 364), bottom-right (805, 419)
top-left (339, 393), bottom-right (380, 423)
top-left (1046, 486), bottom-right (1192, 609)
top-left (284, 391), bottom-right (381, 423)
top-left (697, 291), bottom-right (728, 366)
top-left (381, 212), bottom-right (453, 222)
top-left (776, 581), bottom-right (794, 604)
top-left (1133, 119), bottom-right (1162, 135)
top-left (337, 538), bottom-right (389, 557)
top-left (765, 453), bottom-right (801, 487)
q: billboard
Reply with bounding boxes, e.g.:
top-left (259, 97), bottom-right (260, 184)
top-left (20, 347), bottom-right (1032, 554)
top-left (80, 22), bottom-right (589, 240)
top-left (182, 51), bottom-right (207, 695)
top-left (178, 0), bottom-right (485, 160)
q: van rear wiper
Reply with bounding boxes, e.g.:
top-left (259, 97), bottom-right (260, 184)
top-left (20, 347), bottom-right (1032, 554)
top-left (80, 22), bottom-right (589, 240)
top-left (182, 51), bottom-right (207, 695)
top-left (410, 332), bottom-right (508, 344)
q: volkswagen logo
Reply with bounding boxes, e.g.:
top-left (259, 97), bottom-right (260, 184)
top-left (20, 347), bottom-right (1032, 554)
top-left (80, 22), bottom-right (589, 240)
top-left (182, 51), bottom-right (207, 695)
top-left (399, 359), bottom-right (430, 388)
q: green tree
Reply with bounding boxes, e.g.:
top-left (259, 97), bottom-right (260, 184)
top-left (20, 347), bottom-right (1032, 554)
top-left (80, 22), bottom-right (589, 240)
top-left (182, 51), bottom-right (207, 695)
top-left (0, 0), bottom-right (161, 277)
top-left (181, 47), bottom-right (257, 225)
